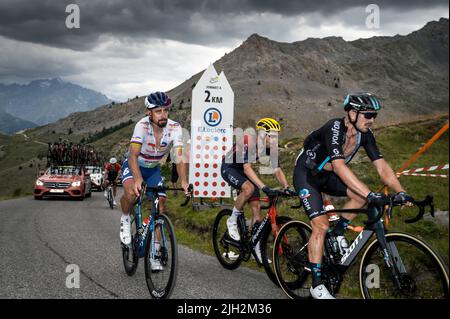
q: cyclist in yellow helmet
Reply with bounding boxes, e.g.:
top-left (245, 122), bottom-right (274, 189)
top-left (221, 117), bottom-right (294, 263)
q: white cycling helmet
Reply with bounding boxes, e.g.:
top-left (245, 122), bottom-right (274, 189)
top-left (109, 157), bottom-right (117, 164)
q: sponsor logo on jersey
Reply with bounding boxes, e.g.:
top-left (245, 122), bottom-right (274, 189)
top-left (302, 198), bottom-right (312, 211)
top-left (306, 149), bottom-right (316, 159)
top-left (299, 188), bottom-right (311, 199)
top-left (331, 121), bottom-right (341, 145)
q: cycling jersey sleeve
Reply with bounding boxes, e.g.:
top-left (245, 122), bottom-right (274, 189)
top-left (130, 120), bottom-right (145, 145)
top-left (363, 129), bottom-right (383, 161)
top-left (324, 120), bottom-right (345, 162)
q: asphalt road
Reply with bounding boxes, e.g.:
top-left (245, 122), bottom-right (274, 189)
top-left (0, 190), bottom-right (287, 299)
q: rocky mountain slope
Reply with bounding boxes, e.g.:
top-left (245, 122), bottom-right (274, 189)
top-left (28, 18), bottom-right (449, 140)
top-left (0, 78), bottom-right (111, 126)
top-left (0, 110), bottom-right (37, 134)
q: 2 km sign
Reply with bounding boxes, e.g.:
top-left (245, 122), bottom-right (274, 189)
top-left (189, 64), bottom-right (234, 198)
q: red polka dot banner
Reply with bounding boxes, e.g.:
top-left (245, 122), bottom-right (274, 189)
top-left (189, 64), bottom-right (234, 198)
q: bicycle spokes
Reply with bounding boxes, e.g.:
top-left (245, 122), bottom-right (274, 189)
top-left (361, 235), bottom-right (449, 299)
top-left (145, 215), bottom-right (178, 299)
top-left (274, 222), bottom-right (312, 299)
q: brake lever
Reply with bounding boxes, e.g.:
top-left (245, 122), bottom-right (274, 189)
top-left (133, 182), bottom-right (147, 205)
top-left (180, 184), bottom-right (193, 207)
top-left (364, 204), bottom-right (385, 227)
top-left (387, 202), bottom-right (393, 221)
top-left (405, 195), bottom-right (434, 224)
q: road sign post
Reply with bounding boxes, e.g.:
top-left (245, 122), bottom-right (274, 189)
top-left (189, 64), bottom-right (234, 199)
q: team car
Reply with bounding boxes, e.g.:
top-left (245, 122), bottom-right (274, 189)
top-left (34, 166), bottom-right (92, 200)
top-left (85, 166), bottom-right (104, 191)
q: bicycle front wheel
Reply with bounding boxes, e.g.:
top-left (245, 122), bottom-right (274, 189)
top-left (212, 209), bottom-right (243, 270)
top-left (273, 220), bottom-right (313, 299)
top-left (144, 214), bottom-right (178, 299)
top-left (360, 232), bottom-right (449, 299)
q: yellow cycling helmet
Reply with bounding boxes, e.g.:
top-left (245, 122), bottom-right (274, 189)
top-left (256, 118), bottom-right (281, 133)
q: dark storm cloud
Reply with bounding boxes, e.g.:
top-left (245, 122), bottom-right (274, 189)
top-left (0, 0), bottom-right (448, 50)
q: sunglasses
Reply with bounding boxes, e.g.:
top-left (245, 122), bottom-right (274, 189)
top-left (361, 112), bottom-right (378, 119)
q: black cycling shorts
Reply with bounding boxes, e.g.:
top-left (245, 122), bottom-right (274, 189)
top-left (170, 163), bottom-right (179, 183)
top-left (221, 164), bottom-right (260, 202)
top-left (107, 172), bottom-right (118, 183)
top-left (293, 153), bottom-right (347, 220)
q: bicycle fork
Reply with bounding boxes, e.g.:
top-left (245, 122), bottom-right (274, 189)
top-left (373, 222), bottom-right (406, 291)
top-left (150, 217), bottom-right (166, 260)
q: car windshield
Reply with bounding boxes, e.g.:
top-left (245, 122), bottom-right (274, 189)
top-left (48, 167), bottom-right (80, 175)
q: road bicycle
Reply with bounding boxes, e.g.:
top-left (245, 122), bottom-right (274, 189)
top-left (105, 184), bottom-right (114, 209)
top-left (121, 182), bottom-right (192, 299)
top-left (273, 194), bottom-right (449, 299)
top-left (212, 189), bottom-right (297, 285)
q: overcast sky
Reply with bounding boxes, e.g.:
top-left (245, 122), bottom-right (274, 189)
top-left (0, 0), bottom-right (448, 101)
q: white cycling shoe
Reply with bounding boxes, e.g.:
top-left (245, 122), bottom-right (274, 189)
top-left (113, 200), bottom-right (117, 206)
top-left (120, 215), bottom-right (131, 245)
top-left (310, 284), bottom-right (335, 299)
top-left (222, 251), bottom-right (240, 260)
top-left (150, 258), bottom-right (163, 271)
top-left (226, 217), bottom-right (240, 241)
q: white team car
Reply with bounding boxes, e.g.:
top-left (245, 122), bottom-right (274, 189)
top-left (85, 166), bottom-right (104, 191)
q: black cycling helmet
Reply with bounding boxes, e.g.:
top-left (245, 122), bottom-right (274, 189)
top-left (145, 92), bottom-right (171, 109)
top-left (343, 92), bottom-right (381, 112)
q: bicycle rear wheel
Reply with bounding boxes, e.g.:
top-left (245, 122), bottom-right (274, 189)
top-left (212, 209), bottom-right (243, 270)
top-left (122, 207), bottom-right (138, 276)
top-left (260, 216), bottom-right (292, 286)
top-left (273, 220), bottom-right (313, 299)
top-left (360, 232), bottom-right (449, 299)
top-left (144, 214), bottom-right (178, 299)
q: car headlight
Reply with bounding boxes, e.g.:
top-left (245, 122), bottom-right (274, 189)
top-left (72, 181), bottom-right (81, 187)
top-left (36, 180), bottom-right (44, 186)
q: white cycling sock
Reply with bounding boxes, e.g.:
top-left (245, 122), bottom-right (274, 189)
top-left (230, 207), bottom-right (242, 222)
top-left (154, 241), bottom-right (160, 255)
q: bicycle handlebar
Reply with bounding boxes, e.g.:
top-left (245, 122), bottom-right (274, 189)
top-left (260, 190), bottom-right (299, 210)
top-left (364, 194), bottom-right (434, 226)
top-left (134, 182), bottom-right (193, 207)
top-left (405, 195), bottom-right (434, 224)
top-left (180, 184), bottom-right (194, 207)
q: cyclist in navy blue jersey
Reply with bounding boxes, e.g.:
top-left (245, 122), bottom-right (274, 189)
top-left (293, 92), bottom-right (414, 299)
top-left (221, 118), bottom-right (293, 263)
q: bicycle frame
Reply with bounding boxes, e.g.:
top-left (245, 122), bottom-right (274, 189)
top-left (249, 197), bottom-right (280, 249)
top-left (221, 195), bottom-right (289, 260)
top-left (132, 185), bottom-right (166, 259)
top-left (319, 204), bottom-right (409, 291)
